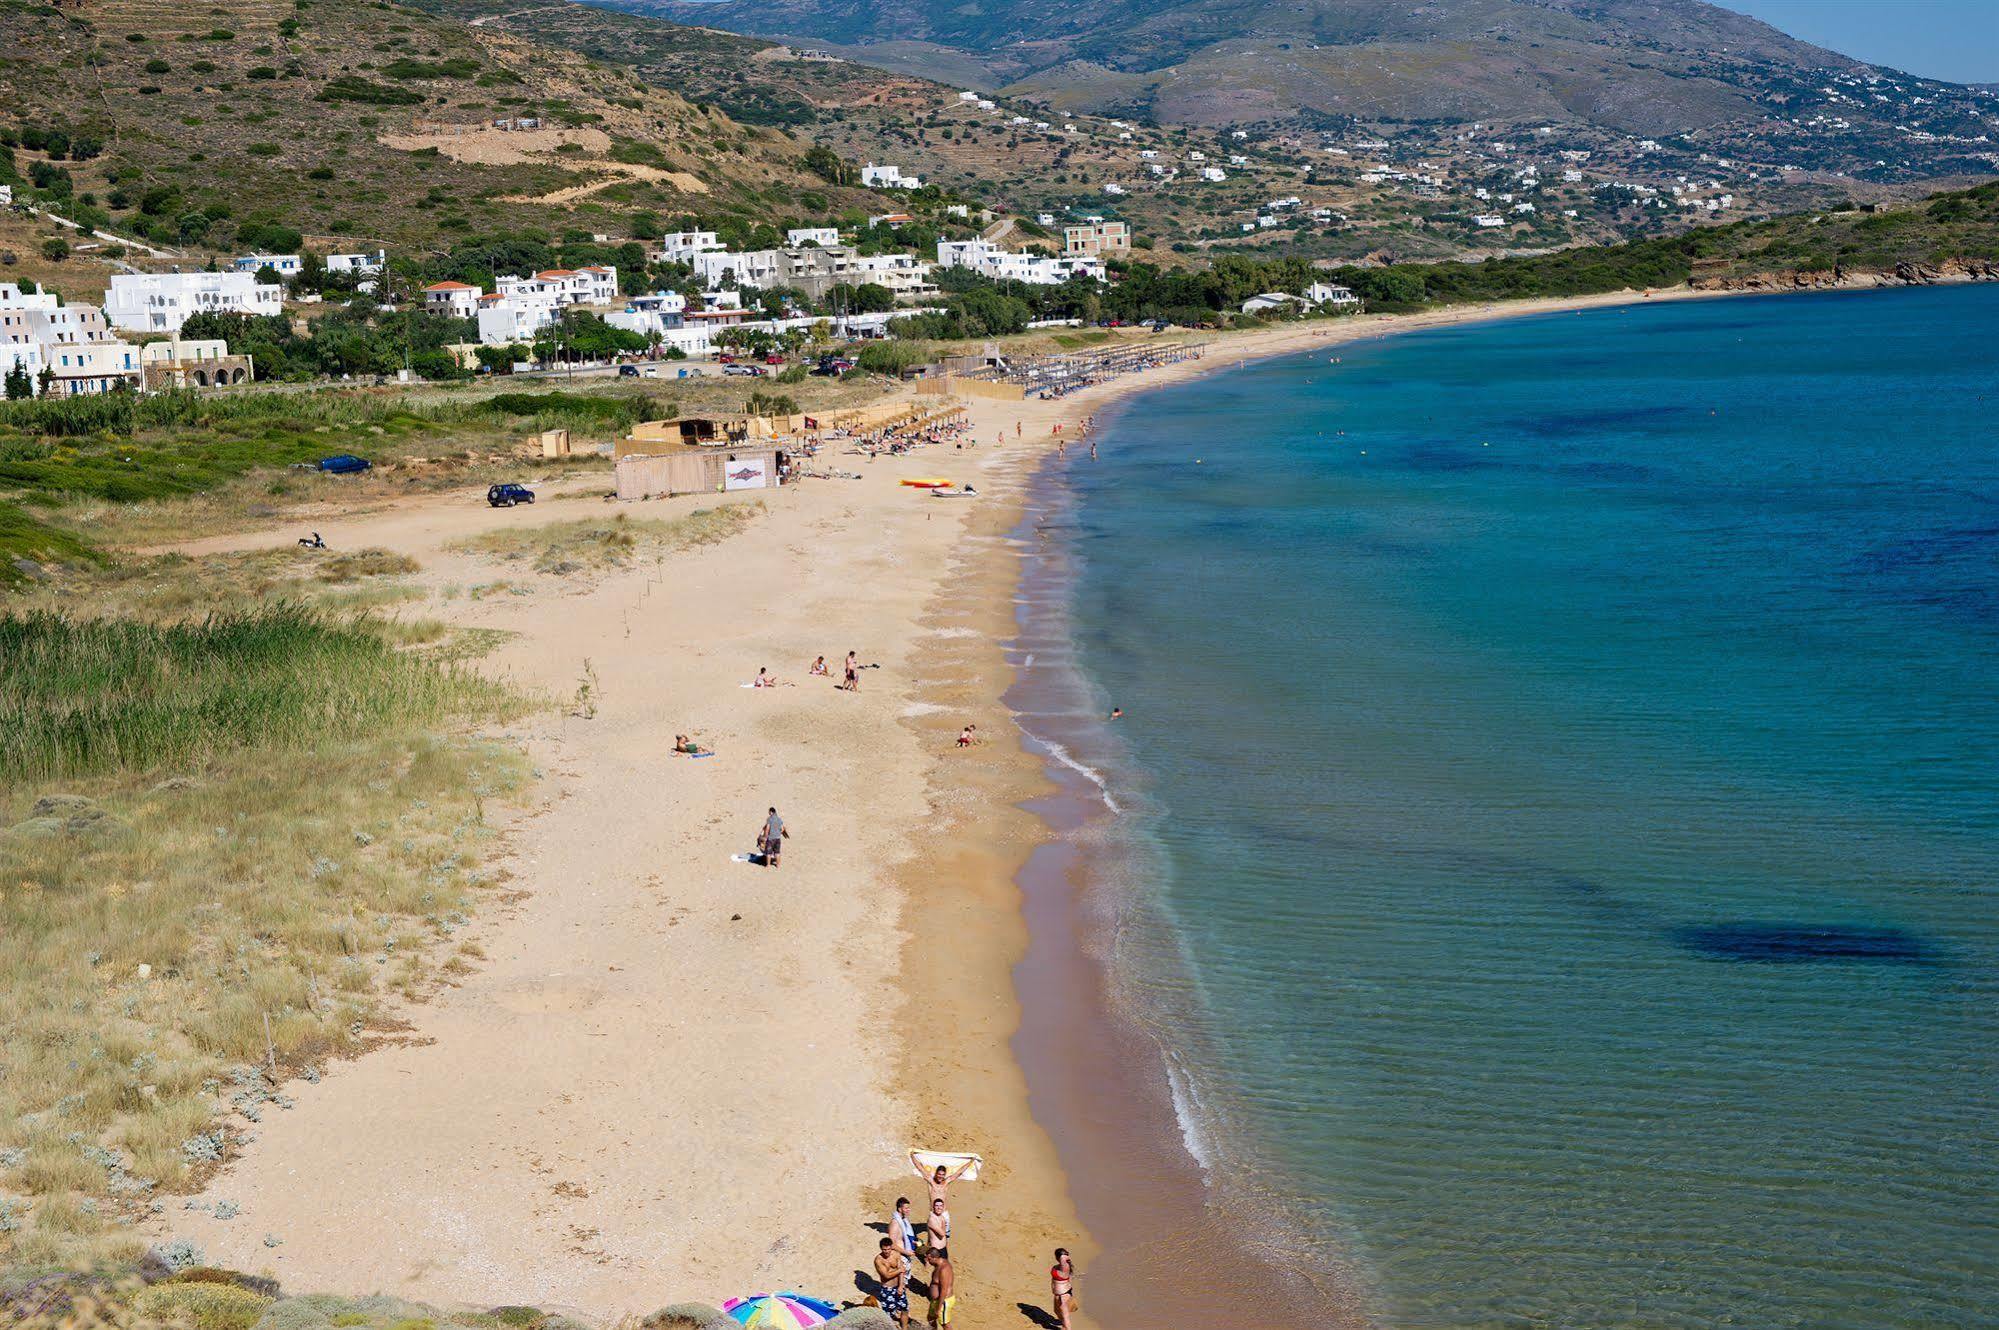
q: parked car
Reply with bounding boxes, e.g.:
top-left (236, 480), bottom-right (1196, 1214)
top-left (763, 353), bottom-right (786, 365)
top-left (487, 483), bottom-right (536, 508)
top-left (316, 454), bottom-right (372, 475)
top-left (812, 357), bottom-right (856, 376)
top-left (717, 352), bottom-right (737, 365)
top-left (723, 363), bottom-right (766, 377)
top-left (617, 364), bottom-right (640, 377)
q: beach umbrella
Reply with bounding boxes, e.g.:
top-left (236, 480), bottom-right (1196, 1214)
top-left (720, 1294), bottom-right (840, 1329)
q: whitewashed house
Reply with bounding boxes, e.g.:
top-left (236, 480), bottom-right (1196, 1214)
top-left (104, 271), bottom-right (282, 333)
top-left (652, 231), bottom-right (724, 264)
top-left (786, 227), bottom-right (841, 248)
top-left (327, 250), bottom-right (386, 275)
top-left (232, 253), bottom-right (303, 277)
top-left (861, 164), bottom-right (922, 189)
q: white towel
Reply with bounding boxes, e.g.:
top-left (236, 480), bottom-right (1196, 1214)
top-left (909, 1149), bottom-right (983, 1182)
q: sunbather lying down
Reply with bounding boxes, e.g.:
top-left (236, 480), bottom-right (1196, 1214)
top-left (673, 734), bottom-right (710, 755)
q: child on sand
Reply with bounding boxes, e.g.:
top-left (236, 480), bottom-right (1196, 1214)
top-left (957, 725), bottom-right (976, 748)
top-left (672, 734), bottom-right (708, 755)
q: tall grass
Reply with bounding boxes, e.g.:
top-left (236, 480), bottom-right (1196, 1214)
top-left (0, 604), bottom-right (530, 1267)
top-left (0, 606), bottom-right (510, 784)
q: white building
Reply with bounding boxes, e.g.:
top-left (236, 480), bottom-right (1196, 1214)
top-left (852, 252), bottom-right (938, 300)
top-left (861, 164), bottom-right (922, 189)
top-left (327, 250), bottom-right (386, 275)
top-left (476, 292), bottom-right (562, 346)
top-left (606, 291), bottom-right (714, 357)
top-left (104, 271), bottom-right (283, 333)
top-left (0, 185), bottom-right (14, 206)
top-left (495, 267), bottom-right (619, 307)
top-left (934, 239), bottom-right (1104, 286)
top-left (786, 227), bottom-right (841, 248)
top-left (1304, 282), bottom-right (1359, 308)
top-left (652, 231), bottom-right (724, 264)
top-left (421, 281), bottom-right (482, 319)
top-left (44, 340), bottom-right (142, 396)
top-left (1200, 167), bottom-right (1227, 183)
top-left (232, 253), bottom-right (303, 277)
top-left (690, 249), bottom-right (783, 290)
top-left (1473, 214), bottom-right (1506, 228)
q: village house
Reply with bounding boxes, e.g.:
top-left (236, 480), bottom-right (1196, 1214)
top-left (786, 227), bottom-right (841, 248)
top-left (935, 239), bottom-right (1104, 286)
top-left (326, 250), bottom-right (386, 275)
top-left (1064, 221), bottom-right (1131, 258)
top-left (861, 164), bottom-right (922, 189)
top-left (139, 337), bottom-right (253, 390)
top-left (104, 271), bottom-right (283, 333)
top-left (231, 253), bottom-right (303, 277)
top-left (605, 290), bottom-right (714, 358)
top-left (421, 281), bottom-right (482, 319)
top-left (476, 291), bottom-right (561, 346)
top-left (651, 231), bottom-right (724, 264)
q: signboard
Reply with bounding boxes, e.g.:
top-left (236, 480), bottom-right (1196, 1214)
top-left (723, 457), bottom-right (769, 491)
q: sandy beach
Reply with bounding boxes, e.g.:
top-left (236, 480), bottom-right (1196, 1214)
top-left (148, 285), bottom-right (1730, 1327)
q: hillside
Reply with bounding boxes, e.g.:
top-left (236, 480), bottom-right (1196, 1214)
top-left (0, 0), bottom-right (857, 259)
top-left (617, 0), bottom-right (1999, 182)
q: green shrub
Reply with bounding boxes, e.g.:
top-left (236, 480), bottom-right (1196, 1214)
top-left (131, 1281), bottom-right (272, 1330)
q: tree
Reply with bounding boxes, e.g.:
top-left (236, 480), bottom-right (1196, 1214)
top-left (40, 236), bottom-right (69, 262)
top-left (802, 144), bottom-right (856, 187)
top-left (3, 360), bottom-right (33, 400)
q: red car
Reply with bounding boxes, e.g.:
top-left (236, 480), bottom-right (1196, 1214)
top-left (764, 353), bottom-right (786, 365)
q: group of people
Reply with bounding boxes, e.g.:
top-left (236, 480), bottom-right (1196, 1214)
top-left (871, 1160), bottom-right (1077, 1330)
top-left (842, 417), bottom-right (973, 459)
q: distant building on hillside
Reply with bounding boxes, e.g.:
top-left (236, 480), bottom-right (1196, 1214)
top-left (327, 250), bottom-right (386, 275)
top-left (231, 253), bottom-right (303, 277)
top-left (861, 164), bottom-right (921, 189)
top-left (786, 227), bottom-right (841, 248)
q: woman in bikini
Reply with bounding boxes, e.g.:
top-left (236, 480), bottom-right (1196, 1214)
top-left (1050, 1248), bottom-right (1077, 1330)
top-left (808, 655), bottom-right (829, 678)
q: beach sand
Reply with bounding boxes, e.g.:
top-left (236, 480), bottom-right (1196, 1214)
top-left (148, 285), bottom-right (1725, 1327)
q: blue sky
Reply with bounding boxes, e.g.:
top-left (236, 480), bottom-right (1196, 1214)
top-left (1713, 0), bottom-right (1999, 84)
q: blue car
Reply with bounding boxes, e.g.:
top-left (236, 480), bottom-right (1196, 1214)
top-left (317, 454), bottom-right (372, 475)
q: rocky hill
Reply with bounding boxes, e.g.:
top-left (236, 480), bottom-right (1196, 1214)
top-left (0, 0), bottom-right (854, 258)
top-left (615, 0), bottom-right (1999, 183)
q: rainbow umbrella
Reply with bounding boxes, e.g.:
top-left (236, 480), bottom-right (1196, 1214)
top-left (720, 1294), bottom-right (840, 1329)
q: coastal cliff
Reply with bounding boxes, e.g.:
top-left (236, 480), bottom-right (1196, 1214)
top-left (1690, 255), bottom-right (1999, 292)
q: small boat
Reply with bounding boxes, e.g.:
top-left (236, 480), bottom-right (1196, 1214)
top-left (901, 478), bottom-right (953, 488)
top-left (929, 485), bottom-right (978, 498)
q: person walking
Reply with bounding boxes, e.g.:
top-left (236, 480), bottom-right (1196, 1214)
top-left (760, 806), bottom-right (787, 867)
top-left (874, 1237), bottom-right (911, 1329)
top-left (1050, 1248), bottom-right (1077, 1330)
top-left (843, 650), bottom-right (860, 693)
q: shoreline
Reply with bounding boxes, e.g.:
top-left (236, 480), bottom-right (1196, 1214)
top-left (930, 279), bottom-right (1794, 1330)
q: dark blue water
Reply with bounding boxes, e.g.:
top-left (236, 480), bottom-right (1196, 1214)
top-left (1060, 287), bottom-right (1999, 1328)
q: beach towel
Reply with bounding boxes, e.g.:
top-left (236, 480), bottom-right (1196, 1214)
top-left (909, 1149), bottom-right (983, 1182)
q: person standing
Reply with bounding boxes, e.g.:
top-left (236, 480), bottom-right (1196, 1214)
top-left (925, 1250), bottom-right (955, 1328)
top-left (1050, 1248), bottom-right (1077, 1330)
top-left (925, 1196), bottom-right (951, 1263)
top-left (874, 1237), bottom-right (911, 1329)
top-left (843, 650), bottom-right (860, 693)
top-left (761, 806), bottom-right (786, 867)
top-left (891, 1196), bottom-right (918, 1267)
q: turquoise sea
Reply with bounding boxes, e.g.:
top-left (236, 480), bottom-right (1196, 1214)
top-left (1039, 286), bottom-right (1999, 1328)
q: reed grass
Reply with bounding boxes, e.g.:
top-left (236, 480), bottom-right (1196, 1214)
top-left (0, 606), bottom-right (530, 1267)
top-left (0, 607), bottom-right (511, 785)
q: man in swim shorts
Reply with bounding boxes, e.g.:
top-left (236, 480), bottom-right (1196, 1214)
top-left (926, 1250), bottom-right (954, 1328)
top-left (874, 1236), bottom-right (910, 1328)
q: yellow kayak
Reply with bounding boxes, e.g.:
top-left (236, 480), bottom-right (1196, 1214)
top-left (901, 478), bottom-right (953, 488)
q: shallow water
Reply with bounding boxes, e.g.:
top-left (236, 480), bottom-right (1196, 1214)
top-left (1048, 287), bottom-right (1999, 1328)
